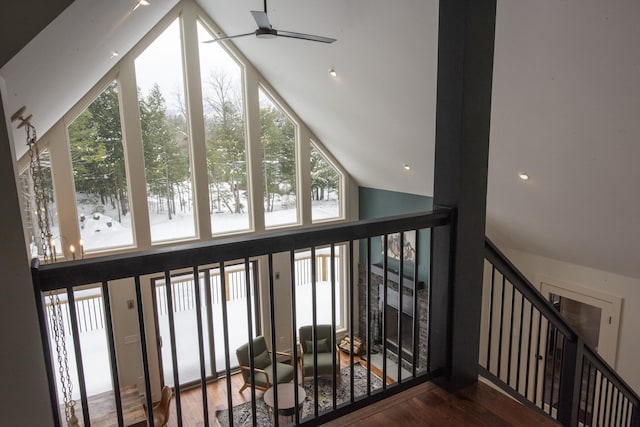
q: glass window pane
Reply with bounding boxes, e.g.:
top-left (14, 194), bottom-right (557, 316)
top-left (310, 142), bottom-right (342, 222)
top-left (135, 18), bottom-right (196, 243)
top-left (68, 81), bottom-right (133, 252)
top-left (19, 149), bottom-right (62, 259)
top-left (197, 21), bottom-right (250, 235)
top-left (294, 247), bottom-right (342, 328)
top-left (259, 89), bottom-right (298, 228)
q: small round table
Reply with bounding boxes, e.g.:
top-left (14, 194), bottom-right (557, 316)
top-left (263, 384), bottom-right (306, 425)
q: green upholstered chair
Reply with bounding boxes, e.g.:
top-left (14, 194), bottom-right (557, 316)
top-left (299, 325), bottom-right (340, 385)
top-left (236, 335), bottom-right (295, 394)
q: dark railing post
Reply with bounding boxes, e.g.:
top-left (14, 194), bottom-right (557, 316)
top-left (632, 405), bottom-right (640, 427)
top-left (432, 0), bottom-right (497, 390)
top-left (557, 336), bottom-right (582, 426)
top-left (31, 259), bottom-right (62, 427)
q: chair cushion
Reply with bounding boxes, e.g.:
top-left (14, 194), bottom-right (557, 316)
top-left (302, 352), bottom-right (334, 376)
top-left (253, 362), bottom-right (294, 387)
top-left (304, 338), bottom-right (330, 353)
top-left (254, 350), bottom-right (271, 369)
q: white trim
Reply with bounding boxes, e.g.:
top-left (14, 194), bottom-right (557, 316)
top-left (17, 0), bottom-right (354, 258)
top-left (538, 275), bottom-right (622, 367)
top-left (181, 2), bottom-right (211, 240)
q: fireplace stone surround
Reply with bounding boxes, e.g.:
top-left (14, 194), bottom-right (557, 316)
top-left (357, 264), bottom-right (429, 372)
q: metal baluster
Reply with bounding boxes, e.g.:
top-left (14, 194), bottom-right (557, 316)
top-left (311, 246), bottom-right (319, 417)
top-left (486, 265), bottom-right (496, 371)
top-left (192, 266), bottom-right (209, 426)
top-left (134, 275), bottom-right (154, 427)
top-left (497, 275), bottom-right (506, 379)
top-left (583, 359), bottom-right (592, 426)
top-left (516, 292), bottom-right (525, 393)
top-left (243, 258), bottom-right (257, 427)
top-left (267, 254), bottom-right (279, 427)
top-left (382, 234), bottom-right (388, 391)
top-left (507, 282), bottom-right (515, 387)
top-left (524, 300), bottom-right (533, 400)
top-left (330, 243), bottom-right (338, 409)
top-left (101, 280), bottom-right (123, 427)
top-left (289, 250), bottom-right (301, 425)
top-left (412, 229), bottom-right (420, 377)
top-left (366, 237), bottom-right (372, 396)
top-left (164, 271), bottom-right (183, 426)
top-left (596, 370), bottom-right (605, 426)
top-left (219, 263), bottom-right (234, 427)
top-left (67, 289), bottom-right (90, 427)
top-left (397, 232), bottom-right (404, 384)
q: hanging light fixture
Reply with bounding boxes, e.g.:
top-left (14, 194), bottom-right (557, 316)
top-left (12, 107), bottom-right (54, 263)
top-left (12, 107), bottom-right (78, 427)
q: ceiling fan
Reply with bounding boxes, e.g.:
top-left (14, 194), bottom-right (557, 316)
top-left (204, 0), bottom-right (336, 44)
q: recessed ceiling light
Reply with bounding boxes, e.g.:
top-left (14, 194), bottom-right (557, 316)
top-left (329, 68), bottom-right (337, 78)
top-left (110, 51), bottom-right (119, 59)
top-left (403, 164), bottom-right (411, 171)
top-left (133, 0), bottom-right (150, 11)
top-left (518, 172), bottom-right (529, 181)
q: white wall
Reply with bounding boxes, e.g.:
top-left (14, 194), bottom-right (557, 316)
top-left (0, 77), bottom-right (55, 425)
top-left (500, 245), bottom-right (640, 394)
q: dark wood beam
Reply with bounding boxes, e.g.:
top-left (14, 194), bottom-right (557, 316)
top-left (430, 0), bottom-right (497, 390)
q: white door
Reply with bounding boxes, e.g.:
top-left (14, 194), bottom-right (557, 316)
top-left (540, 278), bottom-right (621, 367)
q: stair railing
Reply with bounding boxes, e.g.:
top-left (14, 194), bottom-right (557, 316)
top-left (480, 238), bottom-right (640, 427)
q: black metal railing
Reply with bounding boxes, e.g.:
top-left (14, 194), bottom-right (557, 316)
top-left (32, 210), bottom-right (452, 427)
top-left (480, 238), bottom-right (640, 427)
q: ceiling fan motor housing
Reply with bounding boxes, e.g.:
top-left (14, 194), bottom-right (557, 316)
top-left (256, 28), bottom-right (277, 39)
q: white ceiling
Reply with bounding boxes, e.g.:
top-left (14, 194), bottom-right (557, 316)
top-left (2, 0), bottom-right (639, 279)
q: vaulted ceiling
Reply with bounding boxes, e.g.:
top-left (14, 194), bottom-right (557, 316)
top-left (2, 0), bottom-right (639, 279)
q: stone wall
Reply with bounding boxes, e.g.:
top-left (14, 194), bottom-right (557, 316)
top-left (357, 264), bottom-right (429, 372)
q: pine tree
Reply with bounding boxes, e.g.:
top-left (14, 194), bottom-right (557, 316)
top-left (139, 84), bottom-right (189, 219)
top-left (204, 72), bottom-right (247, 214)
top-left (260, 105), bottom-right (296, 212)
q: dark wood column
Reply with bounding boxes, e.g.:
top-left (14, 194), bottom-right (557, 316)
top-left (430, 0), bottom-right (497, 390)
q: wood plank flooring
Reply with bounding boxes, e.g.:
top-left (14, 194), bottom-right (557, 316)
top-left (161, 359), bottom-right (560, 427)
top-left (324, 381), bottom-right (561, 427)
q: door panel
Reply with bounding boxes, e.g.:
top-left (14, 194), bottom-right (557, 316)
top-left (540, 279), bottom-right (621, 366)
top-left (152, 262), bottom-right (259, 388)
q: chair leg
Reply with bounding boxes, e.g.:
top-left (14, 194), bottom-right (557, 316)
top-left (239, 383), bottom-right (248, 394)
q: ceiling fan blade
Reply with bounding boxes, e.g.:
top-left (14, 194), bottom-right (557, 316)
top-left (202, 32), bottom-right (255, 43)
top-left (251, 10), bottom-right (272, 30)
top-left (277, 30), bottom-right (336, 44)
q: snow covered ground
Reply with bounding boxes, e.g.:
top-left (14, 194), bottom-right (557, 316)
top-left (49, 277), bottom-right (341, 400)
top-left (158, 277), bottom-right (341, 387)
top-left (56, 195), bottom-right (339, 254)
top-left (44, 191), bottom-right (341, 403)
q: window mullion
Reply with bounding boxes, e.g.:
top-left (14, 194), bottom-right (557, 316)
top-left (244, 68), bottom-right (265, 233)
top-left (48, 121), bottom-right (81, 259)
top-left (181, 4), bottom-right (211, 240)
top-left (298, 126), bottom-right (312, 225)
top-left (119, 59), bottom-right (152, 249)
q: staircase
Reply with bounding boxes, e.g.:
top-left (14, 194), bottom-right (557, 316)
top-left (480, 239), bottom-right (640, 427)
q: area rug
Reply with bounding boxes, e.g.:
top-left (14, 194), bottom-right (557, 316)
top-left (215, 363), bottom-right (383, 427)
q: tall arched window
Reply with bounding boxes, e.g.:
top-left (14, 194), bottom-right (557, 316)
top-left (68, 81), bottom-right (133, 252)
top-left (259, 88), bottom-right (299, 228)
top-left (135, 18), bottom-right (196, 243)
top-left (310, 141), bottom-right (343, 222)
top-left (197, 21), bottom-right (250, 235)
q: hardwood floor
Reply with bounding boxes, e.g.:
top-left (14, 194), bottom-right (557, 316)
top-left (324, 381), bottom-right (561, 427)
top-left (164, 354), bottom-right (360, 426)
top-left (161, 357), bottom-right (560, 427)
